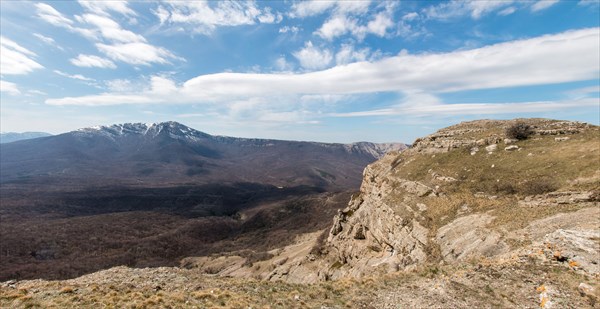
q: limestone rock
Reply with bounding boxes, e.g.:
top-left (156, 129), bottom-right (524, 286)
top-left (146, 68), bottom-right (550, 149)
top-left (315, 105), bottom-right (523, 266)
top-left (436, 214), bottom-right (508, 262)
top-left (485, 144), bottom-right (497, 152)
top-left (504, 145), bottom-right (519, 151)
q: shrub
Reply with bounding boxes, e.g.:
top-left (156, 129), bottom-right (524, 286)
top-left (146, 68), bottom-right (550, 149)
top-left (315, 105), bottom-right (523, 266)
top-left (309, 229), bottom-right (329, 256)
top-left (520, 178), bottom-right (558, 195)
top-left (506, 122), bottom-right (534, 140)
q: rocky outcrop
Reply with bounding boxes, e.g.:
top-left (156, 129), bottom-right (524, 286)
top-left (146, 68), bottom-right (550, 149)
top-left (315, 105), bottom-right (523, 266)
top-left (409, 119), bottom-right (591, 154)
top-left (181, 118), bottom-right (599, 283)
top-left (436, 214), bottom-right (508, 263)
top-left (321, 152), bottom-right (440, 279)
top-left (313, 118), bottom-right (599, 280)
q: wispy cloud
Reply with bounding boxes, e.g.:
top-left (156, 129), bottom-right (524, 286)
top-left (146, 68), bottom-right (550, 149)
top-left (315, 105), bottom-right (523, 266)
top-left (0, 80), bottom-right (21, 95)
top-left (289, 0), bottom-right (371, 18)
top-left (53, 70), bottom-right (94, 82)
top-left (0, 36), bottom-right (44, 75)
top-left (45, 28), bottom-right (600, 109)
top-left (77, 0), bottom-right (137, 18)
top-left (96, 42), bottom-right (180, 66)
top-left (531, 0), bottom-right (560, 12)
top-left (33, 33), bottom-right (64, 50)
top-left (498, 7), bottom-right (517, 16)
top-left (424, 0), bottom-right (513, 20)
top-left (279, 26), bottom-right (301, 34)
top-left (332, 98), bottom-right (598, 117)
top-left (35, 2), bottom-right (180, 67)
top-left (70, 54), bottom-right (116, 69)
top-left (152, 1), bottom-right (281, 35)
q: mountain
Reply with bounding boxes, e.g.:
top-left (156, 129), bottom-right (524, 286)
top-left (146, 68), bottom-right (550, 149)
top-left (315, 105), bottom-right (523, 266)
top-left (0, 132), bottom-right (51, 144)
top-left (0, 121), bottom-right (405, 282)
top-left (4, 119), bottom-right (598, 308)
top-left (0, 121), bottom-right (405, 190)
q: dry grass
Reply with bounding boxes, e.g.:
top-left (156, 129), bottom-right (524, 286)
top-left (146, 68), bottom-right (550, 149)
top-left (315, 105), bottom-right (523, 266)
top-left (1, 258), bottom-right (598, 309)
top-left (389, 126), bottom-right (599, 233)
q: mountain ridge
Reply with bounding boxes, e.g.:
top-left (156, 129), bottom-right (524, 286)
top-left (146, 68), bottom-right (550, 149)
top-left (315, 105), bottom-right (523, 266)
top-left (0, 132), bottom-right (52, 144)
top-left (0, 121), bottom-right (406, 189)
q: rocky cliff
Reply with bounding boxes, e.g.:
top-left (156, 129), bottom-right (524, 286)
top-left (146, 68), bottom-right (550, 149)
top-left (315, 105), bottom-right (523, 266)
top-left (180, 119), bottom-right (599, 288)
top-left (323, 119), bottom-right (599, 280)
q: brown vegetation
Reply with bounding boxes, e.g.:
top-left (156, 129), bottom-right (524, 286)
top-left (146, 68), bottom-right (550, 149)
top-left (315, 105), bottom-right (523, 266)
top-left (0, 183), bottom-right (350, 281)
top-left (505, 122), bottom-right (534, 140)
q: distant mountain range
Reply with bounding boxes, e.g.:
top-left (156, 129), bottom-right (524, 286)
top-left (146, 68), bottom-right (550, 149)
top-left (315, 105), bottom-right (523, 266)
top-left (0, 132), bottom-right (52, 143)
top-left (0, 121), bottom-right (406, 189)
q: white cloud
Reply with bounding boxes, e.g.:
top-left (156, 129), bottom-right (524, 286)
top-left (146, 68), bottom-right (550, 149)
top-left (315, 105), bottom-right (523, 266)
top-left (424, 0), bottom-right (513, 20)
top-left (0, 36), bottom-right (44, 75)
top-left (33, 33), bottom-right (64, 50)
top-left (70, 54), bottom-right (117, 69)
top-left (257, 7), bottom-right (282, 23)
top-left (335, 44), bottom-right (370, 65)
top-left (292, 41), bottom-right (332, 70)
top-left (289, 0), bottom-right (370, 18)
top-left (0, 80), bottom-right (21, 95)
top-left (105, 79), bottom-right (133, 92)
top-left (315, 3), bottom-right (394, 40)
top-left (153, 6), bottom-right (170, 25)
top-left (36, 3), bottom-right (180, 67)
top-left (77, 1), bottom-right (137, 17)
top-left (154, 2), bottom-right (281, 35)
top-left (289, 1), bottom-right (337, 18)
top-left (531, 0), bottom-right (560, 12)
top-left (367, 11), bottom-right (394, 37)
top-left (566, 85), bottom-right (600, 98)
top-left (334, 1), bottom-right (371, 15)
top-left (27, 89), bottom-right (47, 96)
top-left (35, 3), bottom-right (74, 27)
top-left (96, 42), bottom-right (180, 66)
top-left (274, 56), bottom-right (294, 71)
top-left (402, 12), bottom-right (419, 21)
top-left (78, 14), bottom-right (145, 43)
top-left (53, 70), bottom-right (94, 82)
top-left (279, 26), bottom-right (301, 33)
top-left (331, 98), bottom-right (599, 117)
top-left (46, 28), bottom-right (600, 107)
top-left (315, 15), bottom-right (356, 40)
top-left (498, 7), bottom-right (517, 16)
top-left (35, 3), bottom-right (97, 40)
top-left (333, 98), bottom-right (599, 117)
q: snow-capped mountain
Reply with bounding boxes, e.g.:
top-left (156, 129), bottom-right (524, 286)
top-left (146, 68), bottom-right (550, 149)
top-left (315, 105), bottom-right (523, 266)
top-left (0, 122), bottom-right (406, 189)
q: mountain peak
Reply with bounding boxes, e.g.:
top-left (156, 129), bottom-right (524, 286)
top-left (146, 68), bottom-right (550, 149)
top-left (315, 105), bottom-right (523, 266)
top-left (75, 121), bottom-right (211, 140)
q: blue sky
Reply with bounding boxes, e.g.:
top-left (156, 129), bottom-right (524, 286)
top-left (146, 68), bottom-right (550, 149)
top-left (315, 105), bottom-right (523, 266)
top-left (1, 0), bottom-right (599, 143)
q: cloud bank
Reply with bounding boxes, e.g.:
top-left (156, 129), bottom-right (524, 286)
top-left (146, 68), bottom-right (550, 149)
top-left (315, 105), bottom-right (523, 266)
top-left (46, 28), bottom-right (599, 110)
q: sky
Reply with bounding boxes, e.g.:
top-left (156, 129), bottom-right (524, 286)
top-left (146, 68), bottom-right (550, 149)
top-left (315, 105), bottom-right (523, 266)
top-left (0, 0), bottom-right (599, 143)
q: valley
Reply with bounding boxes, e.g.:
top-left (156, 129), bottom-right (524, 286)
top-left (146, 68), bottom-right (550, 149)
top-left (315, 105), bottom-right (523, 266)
top-left (0, 122), bottom-right (404, 282)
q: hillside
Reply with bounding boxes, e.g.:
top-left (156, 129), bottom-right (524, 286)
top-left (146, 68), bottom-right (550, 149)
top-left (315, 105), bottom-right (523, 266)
top-left (0, 122), bottom-right (404, 282)
top-left (1, 118), bottom-right (598, 308)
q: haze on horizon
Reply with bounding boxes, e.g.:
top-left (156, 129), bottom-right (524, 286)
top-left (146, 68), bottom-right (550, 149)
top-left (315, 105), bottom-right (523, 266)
top-left (1, 0), bottom-right (599, 143)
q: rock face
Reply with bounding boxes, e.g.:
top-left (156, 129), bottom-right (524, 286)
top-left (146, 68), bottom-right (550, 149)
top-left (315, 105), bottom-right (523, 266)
top-left (325, 153), bottom-right (433, 279)
top-left (436, 213), bottom-right (508, 263)
top-left (315, 118), bottom-right (599, 280)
